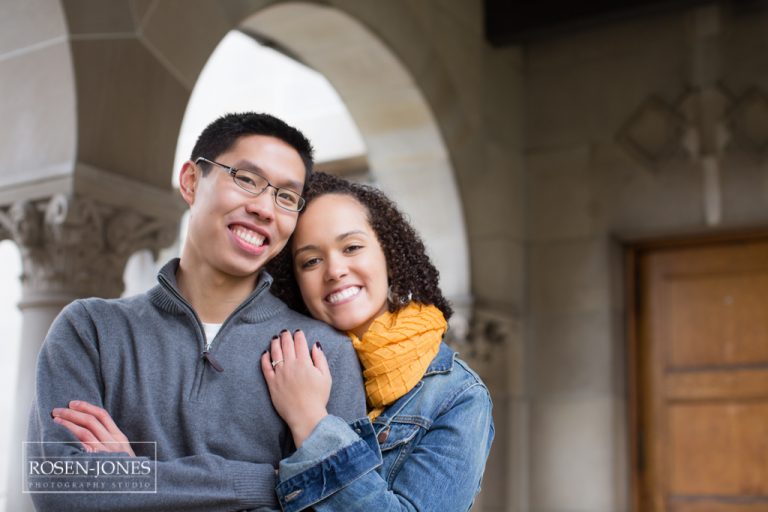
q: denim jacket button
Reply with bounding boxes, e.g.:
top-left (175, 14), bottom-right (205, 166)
top-left (377, 427), bottom-right (390, 443)
top-left (285, 489), bottom-right (303, 502)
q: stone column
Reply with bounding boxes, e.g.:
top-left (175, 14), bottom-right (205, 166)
top-left (0, 194), bottom-right (178, 512)
top-left (449, 306), bottom-right (521, 512)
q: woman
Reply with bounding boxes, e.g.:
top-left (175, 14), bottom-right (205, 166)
top-left (260, 172), bottom-right (494, 511)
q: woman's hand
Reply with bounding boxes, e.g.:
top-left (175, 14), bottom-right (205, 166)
top-left (51, 400), bottom-right (136, 456)
top-left (261, 329), bottom-right (331, 448)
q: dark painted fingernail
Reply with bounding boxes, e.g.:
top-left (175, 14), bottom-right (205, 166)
top-left (50, 410), bottom-right (55, 419)
top-left (271, 335), bottom-right (279, 340)
top-left (280, 329), bottom-right (288, 334)
top-left (315, 342), bottom-right (323, 351)
top-left (294, 328), bottom-right (302, 334)
top-left (261, 350), bottom-right (268, 356)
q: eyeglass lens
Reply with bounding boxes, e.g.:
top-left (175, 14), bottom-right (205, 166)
top-left (232, 169), bottom-right (302, 210)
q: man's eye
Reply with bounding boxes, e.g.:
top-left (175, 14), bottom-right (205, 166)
top-left (236, 175), bottom-right (257, 187)
top-left (277, 191), bottom-right (298, 205)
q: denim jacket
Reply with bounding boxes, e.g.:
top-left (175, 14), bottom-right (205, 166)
top-left (275, 343), bottom-right (494, 512)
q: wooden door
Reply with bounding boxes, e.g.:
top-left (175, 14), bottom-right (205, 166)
top-left (633, 237), bottom-right (768, 512)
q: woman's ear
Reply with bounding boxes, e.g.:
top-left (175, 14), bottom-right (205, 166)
top-left (179, 161), bottom-right (199, 206)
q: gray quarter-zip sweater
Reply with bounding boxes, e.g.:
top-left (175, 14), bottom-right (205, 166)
top-left (27, 258), bottom-right (366, 511)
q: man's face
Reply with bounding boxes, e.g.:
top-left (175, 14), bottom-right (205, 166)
top-left (180, 134), bottom-right (306, 279)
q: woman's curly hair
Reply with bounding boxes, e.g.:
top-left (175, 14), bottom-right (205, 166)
top-left (266, 172), bottom-right (453, 321)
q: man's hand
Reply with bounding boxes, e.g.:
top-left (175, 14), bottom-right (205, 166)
top-left (261, 329), bottom-right (331, 448)
top-left (51, 400), bottom-right (136, 456)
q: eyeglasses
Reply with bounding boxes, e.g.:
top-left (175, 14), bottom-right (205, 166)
top-left (195, 157), bottom-right (305, 212)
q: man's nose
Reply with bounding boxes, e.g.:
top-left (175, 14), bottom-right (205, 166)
top-left (244, 187), bottom-right (276, 220)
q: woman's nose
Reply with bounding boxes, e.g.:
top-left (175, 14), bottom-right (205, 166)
top-left (324, 256), bottom-right (348, 281)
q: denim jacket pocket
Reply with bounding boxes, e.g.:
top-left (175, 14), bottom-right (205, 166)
top-left (378, 422), bottom-right (422, 452)
top-left (376, 420), bottom-right (426, 485)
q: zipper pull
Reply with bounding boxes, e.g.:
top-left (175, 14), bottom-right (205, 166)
top-left (202, 351), bottom-right (224, 372)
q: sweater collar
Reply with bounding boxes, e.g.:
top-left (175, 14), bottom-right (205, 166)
top-left (148, 258), bottom-right (285, 323)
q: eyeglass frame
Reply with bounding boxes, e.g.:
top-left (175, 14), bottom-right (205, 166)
top-left (194, 157), bottom-right (306, 212)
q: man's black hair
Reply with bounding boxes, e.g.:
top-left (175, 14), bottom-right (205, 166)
top-left (190, 112), bottom-right (314, 178)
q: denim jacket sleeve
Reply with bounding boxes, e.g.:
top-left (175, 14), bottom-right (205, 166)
top-left (275, 381), bottom-right (494, 512)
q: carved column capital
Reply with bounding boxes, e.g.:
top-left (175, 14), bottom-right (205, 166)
top-left (464, 307), bottom-right (518, 361)
top-left (449, 305), bottom-right (522, 393)
top-left (446, 300), bottom-right (518, 359)
top-left (0, 194), bottom-right (179, 300)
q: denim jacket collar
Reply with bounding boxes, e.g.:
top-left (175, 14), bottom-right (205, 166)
top-left (424, 342), bottom-right (456, 376)
top-left (372, 343), bottom-right (455, 426)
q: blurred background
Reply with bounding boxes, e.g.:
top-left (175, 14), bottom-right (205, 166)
top-left (1, 1), bottom-right (767, 511)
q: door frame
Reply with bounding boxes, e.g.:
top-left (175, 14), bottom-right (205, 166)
top-left (624, 228), bottom-right (768, 512)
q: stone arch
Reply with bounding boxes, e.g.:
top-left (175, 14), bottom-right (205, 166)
top-left (237, 3), bottom-right (471, 317)
top-left (62, 0), bottom-right (473, 321)
top-left (56, 0), bottom-right (472, 323)
top-left (53, 0), bottom-right (471, 313)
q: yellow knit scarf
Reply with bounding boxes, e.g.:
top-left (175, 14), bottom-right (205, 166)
top-left (348, 302), bottom-right (447, 420)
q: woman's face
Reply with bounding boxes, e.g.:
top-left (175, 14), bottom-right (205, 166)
top-left (292, 193), bottom-right (389, 338)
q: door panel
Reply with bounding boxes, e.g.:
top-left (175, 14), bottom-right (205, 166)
top-left (668, 403), bottom-right (768, 494)
top-left (635, 237), bottom-right (768, 511)
top-left (666, 272), bottom-right (768, 367)
top-left (670, 503), bottom-right (768, 512)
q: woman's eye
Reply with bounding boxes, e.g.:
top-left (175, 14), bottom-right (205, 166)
top-left (300, 257), bottom-right (320, 269)
top-left (344, 245), bottom-right (363, 254)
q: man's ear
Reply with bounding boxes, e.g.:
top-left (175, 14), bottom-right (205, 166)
top-left (179, 161), bottom-right (199, 206)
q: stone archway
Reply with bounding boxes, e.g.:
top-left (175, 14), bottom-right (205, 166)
top-left (123, 0), bottom-right (474, 328)
top-left (239, 3), bottom-right (471, 320)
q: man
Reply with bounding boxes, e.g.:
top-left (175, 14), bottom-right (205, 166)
top-left (26, 113), bottom-right (366, 511)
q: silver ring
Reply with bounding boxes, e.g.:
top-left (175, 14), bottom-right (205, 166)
top-left (271, 359), bottom-right (284, 368)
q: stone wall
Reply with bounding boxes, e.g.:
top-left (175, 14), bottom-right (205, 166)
top-left (524, 4), bottom-right (768, 511)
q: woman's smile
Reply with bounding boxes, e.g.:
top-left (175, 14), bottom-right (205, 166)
top-left (326, 285), bottom-right (362, 305)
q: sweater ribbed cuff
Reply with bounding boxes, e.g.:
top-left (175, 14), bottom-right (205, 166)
top-left (231, 464), bottom-right (279, 509)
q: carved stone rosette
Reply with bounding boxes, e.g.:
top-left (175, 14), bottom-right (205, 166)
top-left (450, 306), bottom-right (517, 361)
top-left (445, 306), bottom-right (520, 390)
top-left (0, 194), bottom-right (179, 299)
top-left (468, 308), bottom-right (518, 360)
